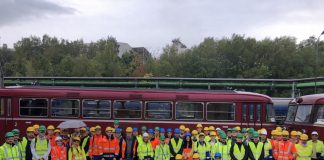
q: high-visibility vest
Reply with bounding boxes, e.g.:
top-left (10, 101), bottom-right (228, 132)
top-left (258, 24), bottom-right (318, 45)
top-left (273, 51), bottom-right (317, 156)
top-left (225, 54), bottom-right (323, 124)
top-left (51, 146), bottom-right (67, 160)
top-left (14, 141), bottom-right (24, 160)
top-left (216, 142), bottom-right (231, 160)
top-left (295, 143), bottom-right (312, 160)
top-left (204, 135), bottom-right (211, 143)
top-left (88, 135), bottom-right (103, 157)
top-left (118, 138), bottom-right (126, 158)
top-left (137, 142), bottom-right (154, 159)
top-left (68, 146), bottom-right (86, 160)
top-left (195, 141), bottom-right (211, 159)
top-left (136, 135), bottom-right (143, 144)
top-left (277, 140), bottom-right (296, 160)
top-left (154, 144), bottom-right (171, 160)
top-left (270, 139), bottom-right (279, 159)
top-left (101, 136), bottom-right (119, 155)
top-left (307, 140), bottom-right (324, 159)
top-left (47, 135), bottom-right (56, 147)
top-left (233, 143), bottom-right (246, 160)
top-left (248, 141), bottom-right (264, 160)
top-left (170, 138), bottom-right (183, 157)
top-left (209, 140), bottom-right (218, 158)
top-left (0, 143), bottom-right (21, 160)
top-left (151, 137), bottom-right (160, 150)
top-left (33, 138), bottom-right (49, 159)
top-left (263, 139), bottom-right (273, 158)
top-left (81, 136), bottom-right (89, 156)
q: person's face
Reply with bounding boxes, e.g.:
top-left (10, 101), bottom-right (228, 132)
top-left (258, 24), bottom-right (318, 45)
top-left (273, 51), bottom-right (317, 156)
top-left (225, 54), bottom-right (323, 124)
top-left (204, 130), bottom-right (209, 135)
top-left (73, 140), bottom-right (79, 146)
top-left (211, 135), bottom-right (216, 140)
top-left (34, 129), bottom-right (39, 134)
top-left (154, 130), bottom-right (159, 136)
top-left (227, 131), bottom-right (232, 136)
top-left (272, 135), bottom-right (277, 140)
top-left (143, 136), bottom-right (149, 142)
top-left (95, 129), bottom-right (101, 135)
top-left (167, 132), bottom-right (172, 137)
top-left (106, 131), bottom-right (112, 136)
top-left (174, 133), bottom-right (180, 138)
top-left (243, 132), bottom-right (248, 136)
top-left (160, 132), bottom-right (165, 137)
top-left (27, 131), bottom-right (34, 138)
top-left (220, 138), bottom-right (226, 143)
top-left (301, 139), bottom-right (307, 144)
top-left (160, 140), bottom-right (165, 144)
top-left (236, 137), bottom-right (243, 143)
top-left (312, 134), bottom-right (318, 141)
top-left (56, 140), bottom-right (63, 146)
top-left (47, 130), bottom-right (54, 135)
top-left (14, 135), bottom-right (19, 141)
top-left (126, 132), bottom-right (132, 138)
top-left (6, 137), bottom-right (14, 144)
top-left (180, 130), bottom-right (185, 134)
top-left (39, 130), bottom-right (46, 137)
top-left (260, 134), bottom-right (267, 140)
top-left (215, 158), bottom-right (221, 160)
top-left (291, 135), bottom-right (297, 140)
top-left (253, 137), bottom-right (259, 142)
top-left (186, 136), bottom-right (190, 141)
top-left (197, 127), bottom-right (202, 132)
top-left (114, 124), bottom-right (119, 129)
top-left (133, 131), bottom-right (138, 136)
top-left (199, 136), bottom-right (204, 142)
top-left (283, 135), bottom-right (289, 141)
top-left (277, 135), bottom-right (283, 141)
top-left (116, 132), bottom-right (121, 138)
top-left (232, 131), bottom-right (237, 137)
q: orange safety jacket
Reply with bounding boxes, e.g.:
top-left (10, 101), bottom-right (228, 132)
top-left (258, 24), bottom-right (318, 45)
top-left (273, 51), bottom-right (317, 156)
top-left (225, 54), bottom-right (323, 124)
top-left (270, 139), bottom-right (279, 159)
top-left (102, 136), bottom-right (119, 156)
top-left (151, 137), bottom-right (160, 150)
top-left (47, 135), bottom-right (57, 147)
top-left (51, 145), bottom-right (67, 160)
top-left (118, 138), bottom-right (126, 158)
top-left (89, 135), bottom-right (104, 157)
top-left (275, 140), bottom-right (296, 160)
top-left (183, 146), bottom-right (193, 160)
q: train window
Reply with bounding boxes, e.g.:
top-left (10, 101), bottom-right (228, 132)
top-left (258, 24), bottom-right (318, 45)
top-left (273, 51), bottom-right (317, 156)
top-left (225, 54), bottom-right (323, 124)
top-left (113, 100), bottom-right (142, 119)
top-left (316, 106), bottom-right (324, 123)
top-left (242, 104), bottom-right (247, 122)
top-left (256, 104), bottom-right (261, 122)
top-left (19, 98), bottom-right (48, 117)
top-left (207, 103), bottom-right (235, 121)
top-left (295, 105), bottom-right (312, 123)
top-left (51, 99), bottom-right (80, 117)
top-left (176, 102), bottom-right (203, 120)
top-left (266, 104), bottom-right (276, 122)
top-left (249, 104), bottom-right (254, 121)
top-left (286, 105), bottom-right (297, 122)
top-left (145, 102), bottom-right (172, 120)
top-left (83, 100), bottom-right (111, 118)
top-left (0, 98), bottom-right (4, 116)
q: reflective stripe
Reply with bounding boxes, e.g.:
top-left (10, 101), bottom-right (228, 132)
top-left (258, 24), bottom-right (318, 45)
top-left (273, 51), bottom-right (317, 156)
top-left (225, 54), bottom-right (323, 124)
top-left (3, 146), bottom-right (20, 160)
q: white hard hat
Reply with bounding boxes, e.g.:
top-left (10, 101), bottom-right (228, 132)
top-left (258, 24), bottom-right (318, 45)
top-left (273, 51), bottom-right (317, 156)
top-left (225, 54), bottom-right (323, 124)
top-left (261, 130), bottom-right (267, 135)
top-left (311, 131), bottom-right (318, 135)
top-left (216, 128), bottom-right (221, 131)
top-left (143, 133), bottom-right (149, 137)
top-left (55, 136), bottom-right (62, 141)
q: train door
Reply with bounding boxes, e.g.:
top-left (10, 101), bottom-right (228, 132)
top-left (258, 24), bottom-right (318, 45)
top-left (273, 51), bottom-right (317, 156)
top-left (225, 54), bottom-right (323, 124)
top-left (242, 103), bottom-right (262, 129)
top-left (4, 98), bottom-right (14, 132)
top-left (0, 98), bottom-right (5, 140)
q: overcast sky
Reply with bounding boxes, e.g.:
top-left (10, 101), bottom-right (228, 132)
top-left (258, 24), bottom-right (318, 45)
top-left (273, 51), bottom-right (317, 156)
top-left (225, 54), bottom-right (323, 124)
top-left (0, 0), bottom-right (324, 55)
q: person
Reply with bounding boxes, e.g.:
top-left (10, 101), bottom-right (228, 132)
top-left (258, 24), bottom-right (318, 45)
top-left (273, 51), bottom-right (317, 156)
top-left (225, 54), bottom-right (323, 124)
top-left (196, 124), bottom-right (203, 134)
top-left (307, 131), bottom-right (324, 160)
top-left (137, 133), bottom-right (153, 160)
top-left (259, 130), bottom-right (273, 160)
top-left (216, 133), bottom-right (231, 160)
top-left (89, 125), bottom-right (104, 160)
top-left (137, 126), bottom-right (147, 144)
top-left (89, 127), bottom-right (95, 137)
top-left (214, 152), bottom-right (222, 160)
top-left (247, 132), bottom-right (264, 160)
top-left (151, 127), bottom-right (160, 150)
top-left (115, 128), bottom-right (126, 159)
top-left (209, 131), bottom-right (218, 158)
top-left (166, 128), bottom-right (173, 145)
top-left (12, 129), bottom-right (24, 160)
top-left (160, 128), bottom-right (166, 138)
top-left (80, 127), bottom-right (90, 160)
top-left (296, 134), bottom-right (312, 160)
top-left (22, 126), bottom-right (35, 160)
top-left (179, 125), bottom-right (186, 138)
top-left (169, 128), bottom-right (183, 160)
top-left (124, 127), bottom-right (138, 160)
top-left (192, 153), bottom-right (200, 160)
top-left (195, 133), bottom-right (211, 160)
top-left (31, 125), bottom-right (51, 160)
top-left (290, 131), bottom-right (299, 144)
top-left (272, 130), bottom-right (282, 160)
top-left (182, 133), bottom-right (193, 160)
top-left (113, 120), bottom-right (120, 129)
top-left (102, 127), bottom-right (119, 160)
top-left (54, 129), bottom-right (60, 137)
top-left (230, 133), bottom-right (248, 160)
top-left (191, 130), bottom-right (198, 144)
top-left (0, 132), bottom-right (21, 160)
top-left (276, 130), bottom-right (296, 160)
top-left (226, 128), bottom-right (232, 141)
top-left (51, 136), bottom-right (67, 160)
top-left (243, 128), bottom-right (254, 145)
top-left (47, 125), bottom-right (56, 147)
top-left (209, 126), bottom-right (215, 133)
top-left (155, 136), bottom-right (171, 160)
top-left (68, 137), bottom-right (86, 160)
top-left (33, 124), bottom-right (40, 136)
top-left (203, 127), bottom-right (211, 143)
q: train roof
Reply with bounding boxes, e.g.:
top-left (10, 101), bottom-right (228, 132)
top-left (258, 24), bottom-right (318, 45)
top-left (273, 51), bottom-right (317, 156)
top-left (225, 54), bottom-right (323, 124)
top-left (0, 86), bottom-right (272, 102)
top-left (290, 94), bottom-right (324, 105)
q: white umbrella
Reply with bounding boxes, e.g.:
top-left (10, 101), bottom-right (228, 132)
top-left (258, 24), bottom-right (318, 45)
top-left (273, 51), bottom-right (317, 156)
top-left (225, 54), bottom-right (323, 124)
top-left (57, 120), bottom-right (87, 129)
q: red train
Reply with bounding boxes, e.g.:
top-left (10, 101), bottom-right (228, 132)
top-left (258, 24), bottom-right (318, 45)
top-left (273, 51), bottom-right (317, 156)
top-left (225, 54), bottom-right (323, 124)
top-left (285, 94), bottom-right (324, 140)
top-left (0, 86), bottom-right (276, 140)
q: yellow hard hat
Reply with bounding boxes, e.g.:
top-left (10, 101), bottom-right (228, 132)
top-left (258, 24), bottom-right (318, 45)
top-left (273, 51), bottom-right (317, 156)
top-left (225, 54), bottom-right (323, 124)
top-left (276, 131), bottom-right (283, 136)
top-left (54, 129), bottom-right (60, 133)
top-left (196, 123), bottom-right (203, 128)
top-left (210, 131), bottom-right (217, 136)
top-left (95, 125), bottom-right (101, 129)
top-left (282, 130), bottom-right (289, 136)
top-left (106, 127), bottom-right (113, 131)
top-left (276, 127), bottom-right (282, 132)
top-left (126, 127), bottom-right (133, 133)
top-left (185, 128), bottom-right (190, 132)
top-left (271, 130), bottom-right (276, 135)
top-left (291, 131), bottom-right (298, 136)
top-left (297, 131), bottom-right (302, 136)
top-left (27, 127), bottom-right (35, 132)
top-left (192, 130), bottom-right (198, 135)
top-left (73, 137), bottom-right (80, 141)
top-left (193, 153), bottom-right (200, 158)
top-left (80, 127), bottom-right (86, 131)
top-left (209, 126), bottom-right (215, 131)
top-left (235, 126), bottom-right (241, 131)
top-left (204, 127), bottom-right (209, 131)
top-left (90, 127), bottom-right (95, 132)
top-left (199, 133), bottom-right (205, 137)
top-left (175, 154), bottom-right (183, 160)
top-left (300, 134), bottom-right (308, 141)
top-left (47, 125), bottom-right (55, 130)
top-left (179, 125), bottom-right (186, 130)
top-left (257, 129), bottom-right (262, 134)
top-left (33, 124), bottom-right (39, 129)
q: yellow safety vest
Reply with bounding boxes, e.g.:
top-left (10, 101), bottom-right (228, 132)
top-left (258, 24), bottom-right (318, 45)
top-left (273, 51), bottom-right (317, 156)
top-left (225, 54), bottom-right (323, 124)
top-left (204, 136), bottom-right (211, 143)
top-left (263, 139), bottom-right (273, 158)
top-left (33, 138), bottom-right (49, 159)
top-left (195, 142), bottom-right (210, 159)
top-left (170, 138), bottom-right (183, 157)
top-left (14, 141), bottom-right (24, 160)
top-left (307, 140), bottom-right (324, 159)
top-left (0, 143), bottom-right (21, 160)
top-left (137, 142), bottom-right (154, 159)
top-left (248, 141), bottom-right (264, 160)
top-left (233, 143), bottom-right (246, 160)
top-left (68, 146), bottom-right (86, 160)
top-left (209, 141), bottom-right (218, 158)
top-left (154, 144), bottom-right (170, 160)
top-left (296, 143), bottom-right (312, 160)
top-left (81, 136), bottom-right (89, 156)
top-left (216, 142), bottom-right (231, 160)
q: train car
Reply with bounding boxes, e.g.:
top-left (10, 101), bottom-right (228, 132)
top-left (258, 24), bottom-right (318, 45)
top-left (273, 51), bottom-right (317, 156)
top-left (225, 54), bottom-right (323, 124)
top-left (285, 94), bottom-right (324, 140)
top-left (0, 86), bottom-right (276, 139)
top-left (272, 98), bottom-right (293, 124)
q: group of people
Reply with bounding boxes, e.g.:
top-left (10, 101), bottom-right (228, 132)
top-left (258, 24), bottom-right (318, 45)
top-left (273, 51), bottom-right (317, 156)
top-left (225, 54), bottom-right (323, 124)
top-left (0, 120), bottom-right (323, 160)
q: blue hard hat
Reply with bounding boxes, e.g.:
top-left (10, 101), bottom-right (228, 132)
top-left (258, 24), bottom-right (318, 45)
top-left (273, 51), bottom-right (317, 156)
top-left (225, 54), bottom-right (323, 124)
top-left (167, 128), bottom-right (173, 133)
top-left (185, 132), bottom-right (191, 137)
top-left (214, 152), bottom-right (222, 158)
top-left (148, 129), bottom-right (154, 133)
top-left (160, 128), bottom-right (165, 133)
top-left (174, 128), bottom-right (180, 134)
top-left (133, 127), bottom-right (138, 132)
top-left (115, 128), bottom-right (121, 133)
